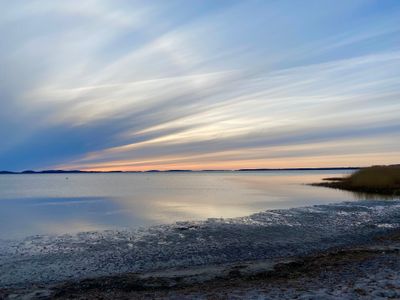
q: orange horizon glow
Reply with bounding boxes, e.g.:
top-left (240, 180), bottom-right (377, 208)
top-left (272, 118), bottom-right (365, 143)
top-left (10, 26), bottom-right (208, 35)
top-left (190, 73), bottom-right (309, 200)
top-left (56, 153), bottom-right (400, 172)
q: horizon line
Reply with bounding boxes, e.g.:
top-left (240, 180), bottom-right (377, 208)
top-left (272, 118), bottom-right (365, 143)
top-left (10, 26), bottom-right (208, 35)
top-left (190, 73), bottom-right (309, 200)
top-left (0, 166), bottom-right (368, 174)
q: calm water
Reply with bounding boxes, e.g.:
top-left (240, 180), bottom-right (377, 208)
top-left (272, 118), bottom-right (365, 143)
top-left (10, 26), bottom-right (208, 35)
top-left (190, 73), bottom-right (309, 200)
top-left (0, 170), bottom-right (357, 239)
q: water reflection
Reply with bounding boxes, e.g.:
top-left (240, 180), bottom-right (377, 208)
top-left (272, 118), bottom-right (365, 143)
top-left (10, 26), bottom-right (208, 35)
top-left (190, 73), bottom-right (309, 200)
top-left (0, 171), bottom-right (370, 239)
top-left (341, 190), bottom-right (400, 201)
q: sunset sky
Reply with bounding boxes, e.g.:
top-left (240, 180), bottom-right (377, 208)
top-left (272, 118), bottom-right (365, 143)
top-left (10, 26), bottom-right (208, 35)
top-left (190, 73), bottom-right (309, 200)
top-left (1, 0), bottom-right (400, 171)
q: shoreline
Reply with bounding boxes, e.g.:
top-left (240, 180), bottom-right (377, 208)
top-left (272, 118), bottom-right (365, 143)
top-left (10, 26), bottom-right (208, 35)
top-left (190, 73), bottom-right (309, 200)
top-left (311, 165), bottom-right (400, 197)
top-left (311, 181), bottom-right (400, 197)
top-left (1, 199), bottom-right (400, 298)
top-left (2, 229), bottom-right (400, 299)
top-left (2, 200), bottom-right (400, 287)
top-left (0, 167), bottom-right (360, 175)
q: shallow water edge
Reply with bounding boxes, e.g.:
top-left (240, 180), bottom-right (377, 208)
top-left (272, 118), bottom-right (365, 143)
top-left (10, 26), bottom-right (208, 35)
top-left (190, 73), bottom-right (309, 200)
top-left (1, 199), bottom-right (400, 291)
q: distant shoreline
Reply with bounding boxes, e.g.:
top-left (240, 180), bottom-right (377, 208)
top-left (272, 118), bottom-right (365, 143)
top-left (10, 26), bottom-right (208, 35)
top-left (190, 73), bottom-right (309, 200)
top-left (0, 167), bottom-right (360, 175)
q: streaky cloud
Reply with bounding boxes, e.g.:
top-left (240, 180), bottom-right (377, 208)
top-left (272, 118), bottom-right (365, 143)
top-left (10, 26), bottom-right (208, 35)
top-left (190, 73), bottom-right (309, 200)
top-left (0, 0), bottom-right (399, 170)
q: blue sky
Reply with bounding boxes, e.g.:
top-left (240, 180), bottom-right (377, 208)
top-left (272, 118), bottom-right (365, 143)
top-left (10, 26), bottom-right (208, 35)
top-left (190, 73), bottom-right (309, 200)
top-left (1, 0), bottom-right (399, 171)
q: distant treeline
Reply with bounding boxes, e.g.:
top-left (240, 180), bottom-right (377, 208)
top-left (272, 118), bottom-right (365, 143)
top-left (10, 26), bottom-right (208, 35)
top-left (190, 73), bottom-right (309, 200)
top-left (0, 167), bottom-right (362, 174)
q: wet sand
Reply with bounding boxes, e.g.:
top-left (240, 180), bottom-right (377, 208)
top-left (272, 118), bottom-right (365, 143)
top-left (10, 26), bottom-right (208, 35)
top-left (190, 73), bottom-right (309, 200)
top-left (2, 230), bottom-right (400, 299)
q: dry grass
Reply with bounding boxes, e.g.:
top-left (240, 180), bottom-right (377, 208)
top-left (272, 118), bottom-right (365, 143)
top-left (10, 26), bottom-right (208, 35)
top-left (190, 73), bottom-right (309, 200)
top-left (347, 166), bottom-right (400, 189)
top-left (314, 165), bottom-right (400, 196)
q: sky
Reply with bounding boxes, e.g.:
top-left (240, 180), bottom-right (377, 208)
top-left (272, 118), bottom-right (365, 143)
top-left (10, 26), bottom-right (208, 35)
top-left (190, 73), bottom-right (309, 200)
top-left (0, 0), bottom-right (400, 171)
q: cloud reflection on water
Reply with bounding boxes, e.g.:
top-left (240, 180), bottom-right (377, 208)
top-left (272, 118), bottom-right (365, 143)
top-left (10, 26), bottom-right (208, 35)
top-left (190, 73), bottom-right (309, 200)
top-left (0, 171), bottom-right (374, 239)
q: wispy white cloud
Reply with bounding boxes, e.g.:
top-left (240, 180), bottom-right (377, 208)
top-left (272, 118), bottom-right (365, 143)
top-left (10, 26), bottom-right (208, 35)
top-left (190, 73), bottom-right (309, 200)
top-left (0, 0), bottom-right (399, 170)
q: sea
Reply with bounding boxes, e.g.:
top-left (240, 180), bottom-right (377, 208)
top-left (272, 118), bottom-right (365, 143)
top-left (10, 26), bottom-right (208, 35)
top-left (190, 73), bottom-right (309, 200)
top-left (0, 170), bottom-right (356, 239)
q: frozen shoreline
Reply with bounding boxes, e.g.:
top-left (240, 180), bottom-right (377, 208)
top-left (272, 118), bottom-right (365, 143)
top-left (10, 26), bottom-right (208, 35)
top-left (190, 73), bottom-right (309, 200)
top-left (1, 199), bottom-right (400, 291)
top-left (47, 238), bottom-right (400, 299)
top-left (2, 236), bottom-right (400, 299)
